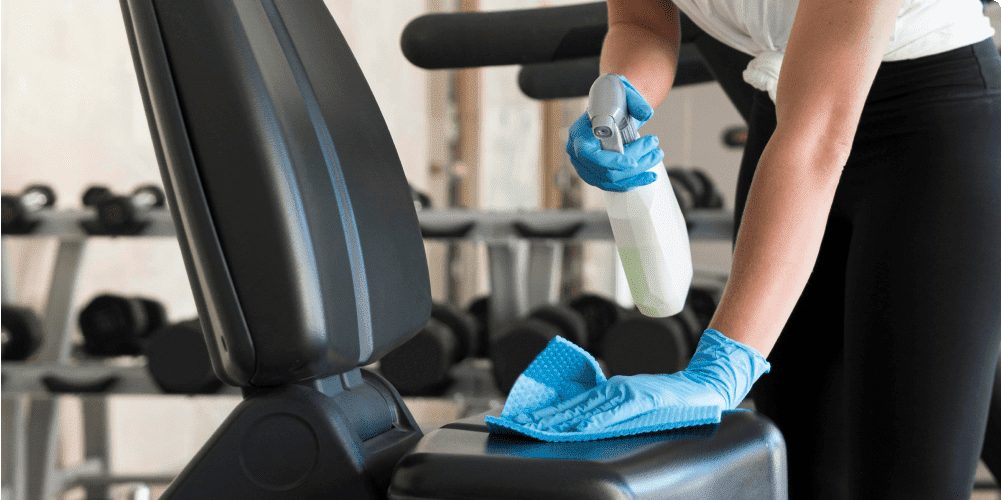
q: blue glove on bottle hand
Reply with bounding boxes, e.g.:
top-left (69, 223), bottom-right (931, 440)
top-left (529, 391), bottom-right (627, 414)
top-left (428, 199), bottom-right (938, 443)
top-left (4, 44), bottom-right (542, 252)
top-left (515, 329), bottom-right (771, 434)
top-left (566, 75), bottom-right (664, 193)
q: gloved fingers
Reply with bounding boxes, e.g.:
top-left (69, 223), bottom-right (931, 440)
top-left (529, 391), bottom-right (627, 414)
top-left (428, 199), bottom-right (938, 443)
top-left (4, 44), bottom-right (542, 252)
top-left (509, 387), bottom-right (598, 426)
top-left (533, 386), bottom-right (634, 431)
top-left (543, 396), bottom-right (651, 433)
top-left (566, 111), bottom-right (594, 142)
top-left (517, 391), bottom-right (610, 430)
top-left (572, 136), bottom-right (660, 176)
top-left (615, 172), bottom-right (658, 191)
top-left (617, 75), bottom-right (654, 123)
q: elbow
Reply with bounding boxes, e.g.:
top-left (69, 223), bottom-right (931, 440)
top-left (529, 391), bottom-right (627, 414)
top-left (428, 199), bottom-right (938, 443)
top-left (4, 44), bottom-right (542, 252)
top-left (772, 121), bottom-right (855, 176)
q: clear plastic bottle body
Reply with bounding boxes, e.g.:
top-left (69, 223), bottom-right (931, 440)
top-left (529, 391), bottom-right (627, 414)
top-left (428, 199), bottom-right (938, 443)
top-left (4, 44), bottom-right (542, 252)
top-left (605, 161), bottom-right (693, 317)
top-left (589, 73), bottom-right (693, 317)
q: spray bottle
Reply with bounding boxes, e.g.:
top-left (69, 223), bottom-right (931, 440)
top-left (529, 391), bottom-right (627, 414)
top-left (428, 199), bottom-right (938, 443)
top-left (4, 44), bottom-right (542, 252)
top-left (588, 73), bottom-right (692, 317)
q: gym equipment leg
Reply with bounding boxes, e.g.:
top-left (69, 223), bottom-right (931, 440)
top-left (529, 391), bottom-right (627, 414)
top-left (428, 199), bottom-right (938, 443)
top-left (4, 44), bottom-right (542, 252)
top-left (25, 398), bottom-right (62, 500)
top-left (2, 395), bottom-right (29, 500)
top-left (525, 241), bottom-right (563, 310)
top-left (486, 241), bottom-right (529, 338)
top-left (2, 240), bottom-right (15, 303)
top-left (37, 240), bottom-right (86, 363)
top-left (81, 397), bottom-right (112, 500)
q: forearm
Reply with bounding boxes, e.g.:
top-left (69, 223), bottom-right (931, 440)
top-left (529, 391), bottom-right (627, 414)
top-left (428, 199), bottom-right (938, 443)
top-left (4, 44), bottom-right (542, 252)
top-left (601, 1), bottom-right (681, 109)
top-left (708, 129), bottom-right (844, 357)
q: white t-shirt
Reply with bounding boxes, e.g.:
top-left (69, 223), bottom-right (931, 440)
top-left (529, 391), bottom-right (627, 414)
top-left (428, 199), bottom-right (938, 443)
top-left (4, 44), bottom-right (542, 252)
top-left (671, 0), bottom-right (997, 101)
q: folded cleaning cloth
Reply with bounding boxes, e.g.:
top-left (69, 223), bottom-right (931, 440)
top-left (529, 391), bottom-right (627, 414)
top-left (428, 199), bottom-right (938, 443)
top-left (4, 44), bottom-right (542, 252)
top-left (485, 336), bottom-right (737, 442)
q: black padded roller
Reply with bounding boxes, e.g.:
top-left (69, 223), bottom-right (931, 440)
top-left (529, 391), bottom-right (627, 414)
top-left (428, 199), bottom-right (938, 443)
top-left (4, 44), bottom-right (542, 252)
top-left (401, 3), bottom-right (608, 70)
top-left (600, 314), bottom-right (691, 376)
top-left (518, 44), bottom-right (714, 100)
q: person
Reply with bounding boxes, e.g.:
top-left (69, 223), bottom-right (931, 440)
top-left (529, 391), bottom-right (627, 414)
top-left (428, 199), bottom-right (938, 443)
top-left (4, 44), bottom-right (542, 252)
top-left (544, 0), bottom-right (1001, 497)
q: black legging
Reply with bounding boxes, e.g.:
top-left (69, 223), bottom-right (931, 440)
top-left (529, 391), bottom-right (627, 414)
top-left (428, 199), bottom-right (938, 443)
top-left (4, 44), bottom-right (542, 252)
top-left (698, 36), bottom-right (1001, 498)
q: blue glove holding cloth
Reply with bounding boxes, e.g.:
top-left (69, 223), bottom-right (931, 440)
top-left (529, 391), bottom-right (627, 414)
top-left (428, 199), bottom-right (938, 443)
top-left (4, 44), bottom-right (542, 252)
top-left (485, 329), bottom-right (771, 442)
top-left (566, 75), bottom-right (664, 192)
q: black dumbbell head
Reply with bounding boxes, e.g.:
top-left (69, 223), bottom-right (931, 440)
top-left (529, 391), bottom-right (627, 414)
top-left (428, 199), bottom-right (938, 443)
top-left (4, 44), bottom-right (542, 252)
top-left (431, 302), bottom-right (480, 361)
top-left (131, 184), bottom-right (166, 208)
top-left (139, 299), bottom-right (168, 335)
top-left (669, 176), bottom-right (695, 215)
top-left (600, 315), bottom-right (691, 377)
top-left (82, 186), bottom-right (113, 207)
top-left (528, 304), bottom-right (588, 348)
top-left (79, 295), bottom-right (163, 356)
top-left (2, 305), bottom-right (44, 361)
top-left (666, 168), bottom-right (707, 208)
top-left (688, 168), bottom-right (725, 209)
top-left (567, 293), bottom-right (625, 354)
top-left (673, 303), bottom-right (703, 355)
top-left (379, 317), bottom-right (457, 396)
top-left (491, 318), bottom-right (562, 394)
top-left (687, 285), bottom-right (724, 332)
top-left (410, 185), bottom-right (432, 211)
top-left (466, 296), bottom-right (491, 358)
top-left (1, 196), bottom-right (21, 229)
top-left (97, 196), bottom-right (139, 228)
top-left (146, 319), bottom-right (223, 394)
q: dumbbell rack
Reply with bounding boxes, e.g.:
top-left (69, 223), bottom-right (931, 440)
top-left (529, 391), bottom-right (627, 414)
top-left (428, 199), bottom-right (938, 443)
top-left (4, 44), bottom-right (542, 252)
top-left (1, 206), bottom-right (734, 500)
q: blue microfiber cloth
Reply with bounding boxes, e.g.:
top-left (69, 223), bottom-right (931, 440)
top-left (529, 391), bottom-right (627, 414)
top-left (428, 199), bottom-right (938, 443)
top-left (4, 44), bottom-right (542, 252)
top-left (485, 336), bottom-right (730, 442)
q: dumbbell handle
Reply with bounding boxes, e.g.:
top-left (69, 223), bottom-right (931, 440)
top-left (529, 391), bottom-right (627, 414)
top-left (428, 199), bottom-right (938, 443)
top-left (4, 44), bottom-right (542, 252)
top-left (20, 191), bottom-right (50, 211)
top-left (130, 190), bottom-right (160, 210)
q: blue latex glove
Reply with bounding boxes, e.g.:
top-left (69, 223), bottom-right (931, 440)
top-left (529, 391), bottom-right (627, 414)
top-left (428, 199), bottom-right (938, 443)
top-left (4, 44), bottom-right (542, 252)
top-left (514, 329), bottom-right (771, 434)
top-left (566, 75), bottom-right (664, 193)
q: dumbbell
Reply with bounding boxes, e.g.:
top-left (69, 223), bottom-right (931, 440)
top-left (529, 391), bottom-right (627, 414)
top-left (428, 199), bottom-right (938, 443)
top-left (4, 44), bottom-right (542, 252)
top-left (1, 305), bottom-right (45, 361)
top-left (665, 169), bottom-right (695, 223)
top-left (667, 167), bottom-right (725, 210)
top-left (81, 184), bottom-right (166, 235)
top-left (379, 302), bottom-right (480, 396)
top-left (410, 184), bottom-right (432, 211)
top-left (491, 303), bottom-right (589, 394)
top-left (567, 293), bottom-right (630, 358)
top-left (145, 318), bottom-right (223, 394)
top-left (599, 299), bottom-right (706, 377)
top-left (1, 184), bottom-right (56, 234)
top-left (78, 294), bottom-right (167, 356)
top-left (490, 293), bottom-right (627, 394)
top-left (466, 295), bottom-right (492, 358)
top-left (687, 283), bottom-right (724, 332)
top-left (688, 167), bottom-right (725, 209)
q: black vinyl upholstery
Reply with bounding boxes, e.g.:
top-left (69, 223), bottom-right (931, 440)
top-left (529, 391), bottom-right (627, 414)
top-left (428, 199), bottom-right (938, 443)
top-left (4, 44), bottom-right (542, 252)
top-left (122, 0), bottom-right (431, 388)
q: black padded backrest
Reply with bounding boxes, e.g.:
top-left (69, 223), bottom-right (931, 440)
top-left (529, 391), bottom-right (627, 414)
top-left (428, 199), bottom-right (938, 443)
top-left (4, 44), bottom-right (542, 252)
top-left (121, 0), bottom-right (431, 387)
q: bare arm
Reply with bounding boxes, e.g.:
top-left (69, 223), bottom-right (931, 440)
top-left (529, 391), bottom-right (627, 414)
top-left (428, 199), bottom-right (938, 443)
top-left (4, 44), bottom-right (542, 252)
top-left (707, 0), bottom-right (905, 357)
top-left (601, 0), bottom-right (682, 108)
